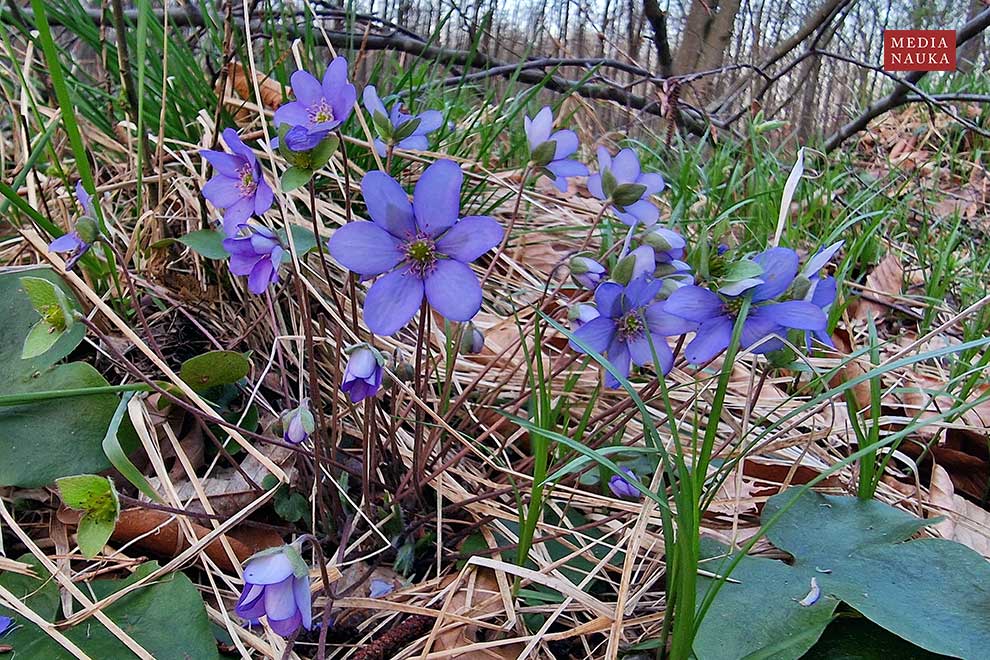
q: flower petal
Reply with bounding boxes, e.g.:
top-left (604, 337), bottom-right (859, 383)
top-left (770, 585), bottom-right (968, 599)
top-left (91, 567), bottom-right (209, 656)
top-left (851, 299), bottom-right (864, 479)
top-left (414, 110), bottom-right (444, 134)
top-left (326, 222), bottom-right (403, 276)
top-left (49, 232), bottom-right (84, 253)
top-left (684, 316), bottom-right (733, 364)
top-left (810, 276), bottom-right (837, 309)
top-left (361, 171), bottom-right (416, 238)
top-left (364, 266), bottom-right (424, 335)
top-left (222, 196), bottom-right (255, 234)
top-left (201, 175), bottom-right (242, 208)
top-left (638, 172), bottom-right (665, 195)
top-left (413, 159), bottom-right (462, 236)
top-left (611, 148), bottom-right (641, 183)
top-left (596, 145), bottom-right (612, 172)
top-left (200, 150), bottom-right (243, 177)
top-left (222, 128), bottom-right (254, 163)
top-left (254, 179), bottom-right (274, 215)
top-left (423, 259), bottom-right (482, 322)
top-left (623, 199), bottom-right (659, 226)
top-left (587, 173), bottom-right (605, 200)
top-left (290, 69), bottom-right (324, 107)
top-left (273, 102), bottom-right (309, 129)
top-left (268, 610), bottom-right (302, 638)
top-left (802, 240), bottom-right (844, 277)
top-left (665, 285), bottom-right (724, 322)
top-left (627, 333), bottom-right (673, 372)
top-left (322, 56), bottom-right (349, 93)
top-left (235, 584), bottom-right (267, 620)
top-left (293, 576), bottom-right (313, 630)
top-left (546, 159), bottom-right (589, 179)
top-left (527, 106), bottom-right (553, 149)
top-left (396, 135), bottom-right (429, 151)
top-left (75, 181), bottom-right (94, 216)
top-left (739, 309), bottom-right (782, 349)
top-left (243, 552), bottom-right (294, 585)
top-left (645, 301), bottom-right (697, 335)
top-left (604, 335), bottom-right (631, 388)
top-left (570, 317), bottom-right (616, 353)
top-left (757, 301), bottom-right (827, 330)
top-left (594, 282), bottom-right (624, 318)
top-left (362, 84), bottom-right (387, 117)
top-left (435, 216), bottom-right (503, 262)
top-left (328, 82), bottom-right (356, 126)
top-left (549, 129), bottom-right (578, 159)
top-left (247, 257), bottom-right (276, 294)
top-left (750, 247), bottom-right (799, 302)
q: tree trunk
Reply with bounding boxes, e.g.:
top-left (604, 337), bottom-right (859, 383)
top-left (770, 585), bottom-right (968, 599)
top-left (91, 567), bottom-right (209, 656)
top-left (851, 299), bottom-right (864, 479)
top-left (673, 0), bottom-right (742, 98)
top-left (959, 0), bottom-right (986, 72)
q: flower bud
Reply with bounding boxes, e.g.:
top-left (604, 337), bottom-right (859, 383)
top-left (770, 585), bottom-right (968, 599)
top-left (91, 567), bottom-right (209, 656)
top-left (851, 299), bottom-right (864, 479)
top-left (568, 303), bottom-right (600, 329)
top-left (611, 246), bottom-right (654, 286)
top-left (569, 255), bottom-right (606, 290)
top-left (282, 399), bottom-right (315, 445)
top-left (74, 217), bottom-right (100, 245)
top-left (459, 322), bottom-right (485, 355)
top-left (642, 227), bottom-right (686, 260)
top-left (342, 343), bottom-right (384, 403)
top-left (608, 468), bottom-right (641, 499)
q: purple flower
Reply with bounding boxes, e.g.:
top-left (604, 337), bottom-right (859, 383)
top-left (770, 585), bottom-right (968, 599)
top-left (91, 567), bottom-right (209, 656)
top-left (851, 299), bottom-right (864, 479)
top-left (363, 85), bottom-right (443, 156)
top-left (0, 615), bottom-right (13, 636)
top-left (327, 159), bottom-right (504, 336)
top-left (282, 399), bottom-right (314, 445)
top-left (796, 240), bottom-right (843, 349)
top-left (570, 276), bottom-right (696, 387)
top-left (282, 125), bottom-right (331, 152)
top-left (664, 247), bottom-right (827, 364)
top-left (570, 255), bottom-right (606, 289)
top-left (235, 544), bottom-right (312, 637)
top-left (274, 57), bottom-right (356, 136)
top-left (568, 303), bottom-right (600, 329)
top-left (608, 468), bottom-right (641, 499)
top-left (341, 344), bottom-right (384, 403)
top-left (200, 128), bottom-right (274, 235)
top-left (460, 322), bottom-right (485, 355)
top-left (222, 224), bottom-right (284, 295)
top-left (49, 182), bottom-right (98, 269)
top-left (588, 147), bottom-right (664, 226)
top-left (524, 106), bottom-right (589, 192)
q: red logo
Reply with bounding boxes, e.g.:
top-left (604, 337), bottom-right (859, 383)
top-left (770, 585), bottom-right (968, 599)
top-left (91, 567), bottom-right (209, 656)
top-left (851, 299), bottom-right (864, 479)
top-left (884, 30), bottom-right (956, 71)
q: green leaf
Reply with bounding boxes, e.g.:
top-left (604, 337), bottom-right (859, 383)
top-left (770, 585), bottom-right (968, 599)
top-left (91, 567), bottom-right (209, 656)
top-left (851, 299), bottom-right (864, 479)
top-left (281, 166), bottom-right (313, 192)
top-left (57, 474), bottom-right (120, 558)
top-left (530, 140), bottom-right (556, 167)
top-left (102, 393), bottom-right (162, 502)
top-left (0, 561), bottom-right (219, 659)
top-left (694, 489), bottom-right (990, 660)
top-left (612, 183), bottom-right (648, 209)
top-left (0, 554), bottom-right (60, 622)
top-left (179, 350), bottom-right (250, 391)
top-left (177, 229), bottom-right (229, 259)
top-left (804, 615), bottom-right (945, 660)
top-left (393, 117), bottom-right (422, 142)
top-left (723, 259), bottom-right (764, 283)
top-left (22, 320), bottom-right (64, 359)
top-left (371, 110), bottom-right (393, 140)
top-left (278, 224), bottom-right (319, 258)
top-left (19, 276), bottom-right (60, 311)
top-left (309, 133), bottom-right (340, 170)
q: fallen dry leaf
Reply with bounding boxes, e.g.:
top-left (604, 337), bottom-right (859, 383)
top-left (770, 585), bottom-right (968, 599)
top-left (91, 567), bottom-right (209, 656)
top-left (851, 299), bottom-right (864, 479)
top-left (431, 569), bottom-right (523, 659)
top-left (851, 253), bottom-right (904, 322)
top-left (929, 464), bottom-right (990, 557)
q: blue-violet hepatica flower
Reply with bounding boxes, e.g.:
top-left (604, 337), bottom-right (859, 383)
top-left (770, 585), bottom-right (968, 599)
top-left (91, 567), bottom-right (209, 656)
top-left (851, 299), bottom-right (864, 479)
top-left (608, 468), bottom-right (641, 499)
top-left (588, 147), bottom-right (664, 226)
top-left (363, 85), bottom-right (443, 156)
top-left (664, 247), bottom-right (827, 363)
top-left (569, 255), bottom-right (606, 290)
top-left (571, 276), bottom-right (696, 387)
top-left (327, 159), bottom-right (504, 335)
top-left (568, 303), bottom-right (600, 330)
top-left (274, 57), bottom-right (356, 140)
top-left (200, 128), bottom-right (274, 235)
top-left (341, 344), bottom-right (385, 403)
top-left (0, 615), bottom-right (13, 636)
top-left (282, 399), bottom-right (314, 445)
top-left (49, 181), bottom-right (99, 269)
top-left (222, 224), bottom-right (284, 295)
top-left (235, 543), bottom-right (311, 637)
top-left (524, 106), bottom-right (589, 192)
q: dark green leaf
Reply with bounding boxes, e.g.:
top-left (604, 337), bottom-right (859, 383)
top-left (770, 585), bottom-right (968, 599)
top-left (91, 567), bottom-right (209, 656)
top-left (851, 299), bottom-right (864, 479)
top-left (179, 350), bottom-right (250, 391)
top-left (281, 166), bottom-right (313, 192)
top-left (177, 229), bottom-right (229, 259)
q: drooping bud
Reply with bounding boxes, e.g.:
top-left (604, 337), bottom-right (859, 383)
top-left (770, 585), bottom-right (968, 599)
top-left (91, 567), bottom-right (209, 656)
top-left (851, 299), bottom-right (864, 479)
top-left (568, 303), bottom-right (600, 329)
top-left (569, 255), bottom-right (606, 290)
top-left (282, 398), bottom-right (315, 445)
top-left (459, 322), bottom-right (485, 355)
top-left (341, 343), bottom-right (385, 403)
top-left (611, 246), bottom-right (655, 286)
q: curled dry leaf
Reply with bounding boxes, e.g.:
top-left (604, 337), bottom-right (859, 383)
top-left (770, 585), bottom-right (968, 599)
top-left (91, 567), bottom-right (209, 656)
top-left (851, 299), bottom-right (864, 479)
top-left (110, 508), bottom-right (253, 571)
top-left (431, 569), bottom-right (523, 659)
top-left (851, 253), bottom-right (905, 322)
top-left (929, 464), bottom-right (990, 557)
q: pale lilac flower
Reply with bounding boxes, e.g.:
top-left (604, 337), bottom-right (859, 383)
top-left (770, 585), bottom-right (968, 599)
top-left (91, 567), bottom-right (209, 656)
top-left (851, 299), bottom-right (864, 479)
top-left (363, 85), bottom-right (443, 155)
top-left (570, 255), bottom-right (606, 289)
top-left (200, 128), bottom-right (274, 234)
top-left (282, 399), bottom-right (314, 445)
top-left (49, 182), bottom-right (98, 269)
top-left (608, 468), bottom-right (641, 499)
top-left (222, 224), bottom-right (284, 295)
top-left (0, 615), bottom-right (12, 636)
top-left (341, 344), bottom-right (384, 403)
top-left (664, 247), bottom-right (827, 363)
top-left (570, 276), bottom-right (695, 387)
top-left (235, 544), bottom-right (311, 637)
top-left (460, 322), bottom-right (485, 355)
top-left (369, 579), bottom-right (394, 598)
top-left (568, 303), bottom-right (600, 330)
top-left (588, 147), bottom-right (664, 226)
top-left (274, 57), bottom-right (356, 136)
top-left (327, 159), bottom-right (503, 335)
top-left (524, 106), bottom-right (589, 192)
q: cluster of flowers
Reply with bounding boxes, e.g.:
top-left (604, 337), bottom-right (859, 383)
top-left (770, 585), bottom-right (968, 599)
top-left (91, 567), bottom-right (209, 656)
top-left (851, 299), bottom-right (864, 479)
top-left (46, 55), bottom-right (842, 637)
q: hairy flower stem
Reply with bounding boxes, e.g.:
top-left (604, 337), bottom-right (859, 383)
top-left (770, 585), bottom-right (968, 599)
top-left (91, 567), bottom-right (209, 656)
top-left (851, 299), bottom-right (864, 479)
top-left (481, 165), bottom-right (530, 287)
top-left (618, 220), bottom-right (638, 259)
top-left (412, 301), bottom-right (430, 499)
top-left (576, 204), bottom-right (609, 255)
top-left (385, 143), bottom-right (394, 173)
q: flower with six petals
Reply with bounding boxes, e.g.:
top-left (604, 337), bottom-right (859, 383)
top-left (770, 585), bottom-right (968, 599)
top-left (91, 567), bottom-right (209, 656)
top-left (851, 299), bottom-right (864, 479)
top-left (222, 224), bottom-right (284, 295)
top-left (524, 106), bottom-right (589, 192)
top-left (588, 147), bottom-right (664, 226)
top-left (200, 128), bottom-right (274, 235)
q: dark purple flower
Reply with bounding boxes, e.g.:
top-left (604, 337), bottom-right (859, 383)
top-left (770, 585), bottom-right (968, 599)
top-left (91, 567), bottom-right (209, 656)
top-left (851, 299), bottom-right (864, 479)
top-left (588, 147), bottom-right (664, 226)
top-left (608, 468), bottom-right (641, 499)
top-left (341, 344), bottom-right (384, 403)
top-left (200, 128), bottom-right (274, 235)
top-left (664, 247), bottom-right (827, 364)
top-left (363, 85), bottom-right (443, 156)
top-left (274, 57), bottom-right (356, 136)
top-left (49, 182), bottom-right (98, 269)
top-left (570, 255), bottom-right (606, 289)
top-left (282, 399), bottom-right (314, 445)
top-left (524, 106), bottom-right (589, 192)
top-left (235, 544), bottom-right (312, 637)
top-left (570, 276), bottom-right (696, 387)
top-left (327, 159), bottom-right (504, 335)
top-left (222, 224), bottom-right (284, 295)
top-left (568, 303), bottom-right (600, 329)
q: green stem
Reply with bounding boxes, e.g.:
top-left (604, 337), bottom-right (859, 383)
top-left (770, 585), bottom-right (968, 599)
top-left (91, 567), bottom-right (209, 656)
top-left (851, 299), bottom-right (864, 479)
top-left (0, 383), bottom-right (153, 407)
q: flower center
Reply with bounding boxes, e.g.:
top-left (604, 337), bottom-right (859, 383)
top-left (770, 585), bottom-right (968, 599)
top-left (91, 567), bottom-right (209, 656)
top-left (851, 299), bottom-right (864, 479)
top-left (403, 235), bottom-right (438, 277)
top-left (236, 165), bottom-right (257, 196)
top-left (723, 296), bottom-right (745, 316)
top-left (615, 310), bottom-right (645, 341)
top-left (308, 100), bottom-right (335, 125)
